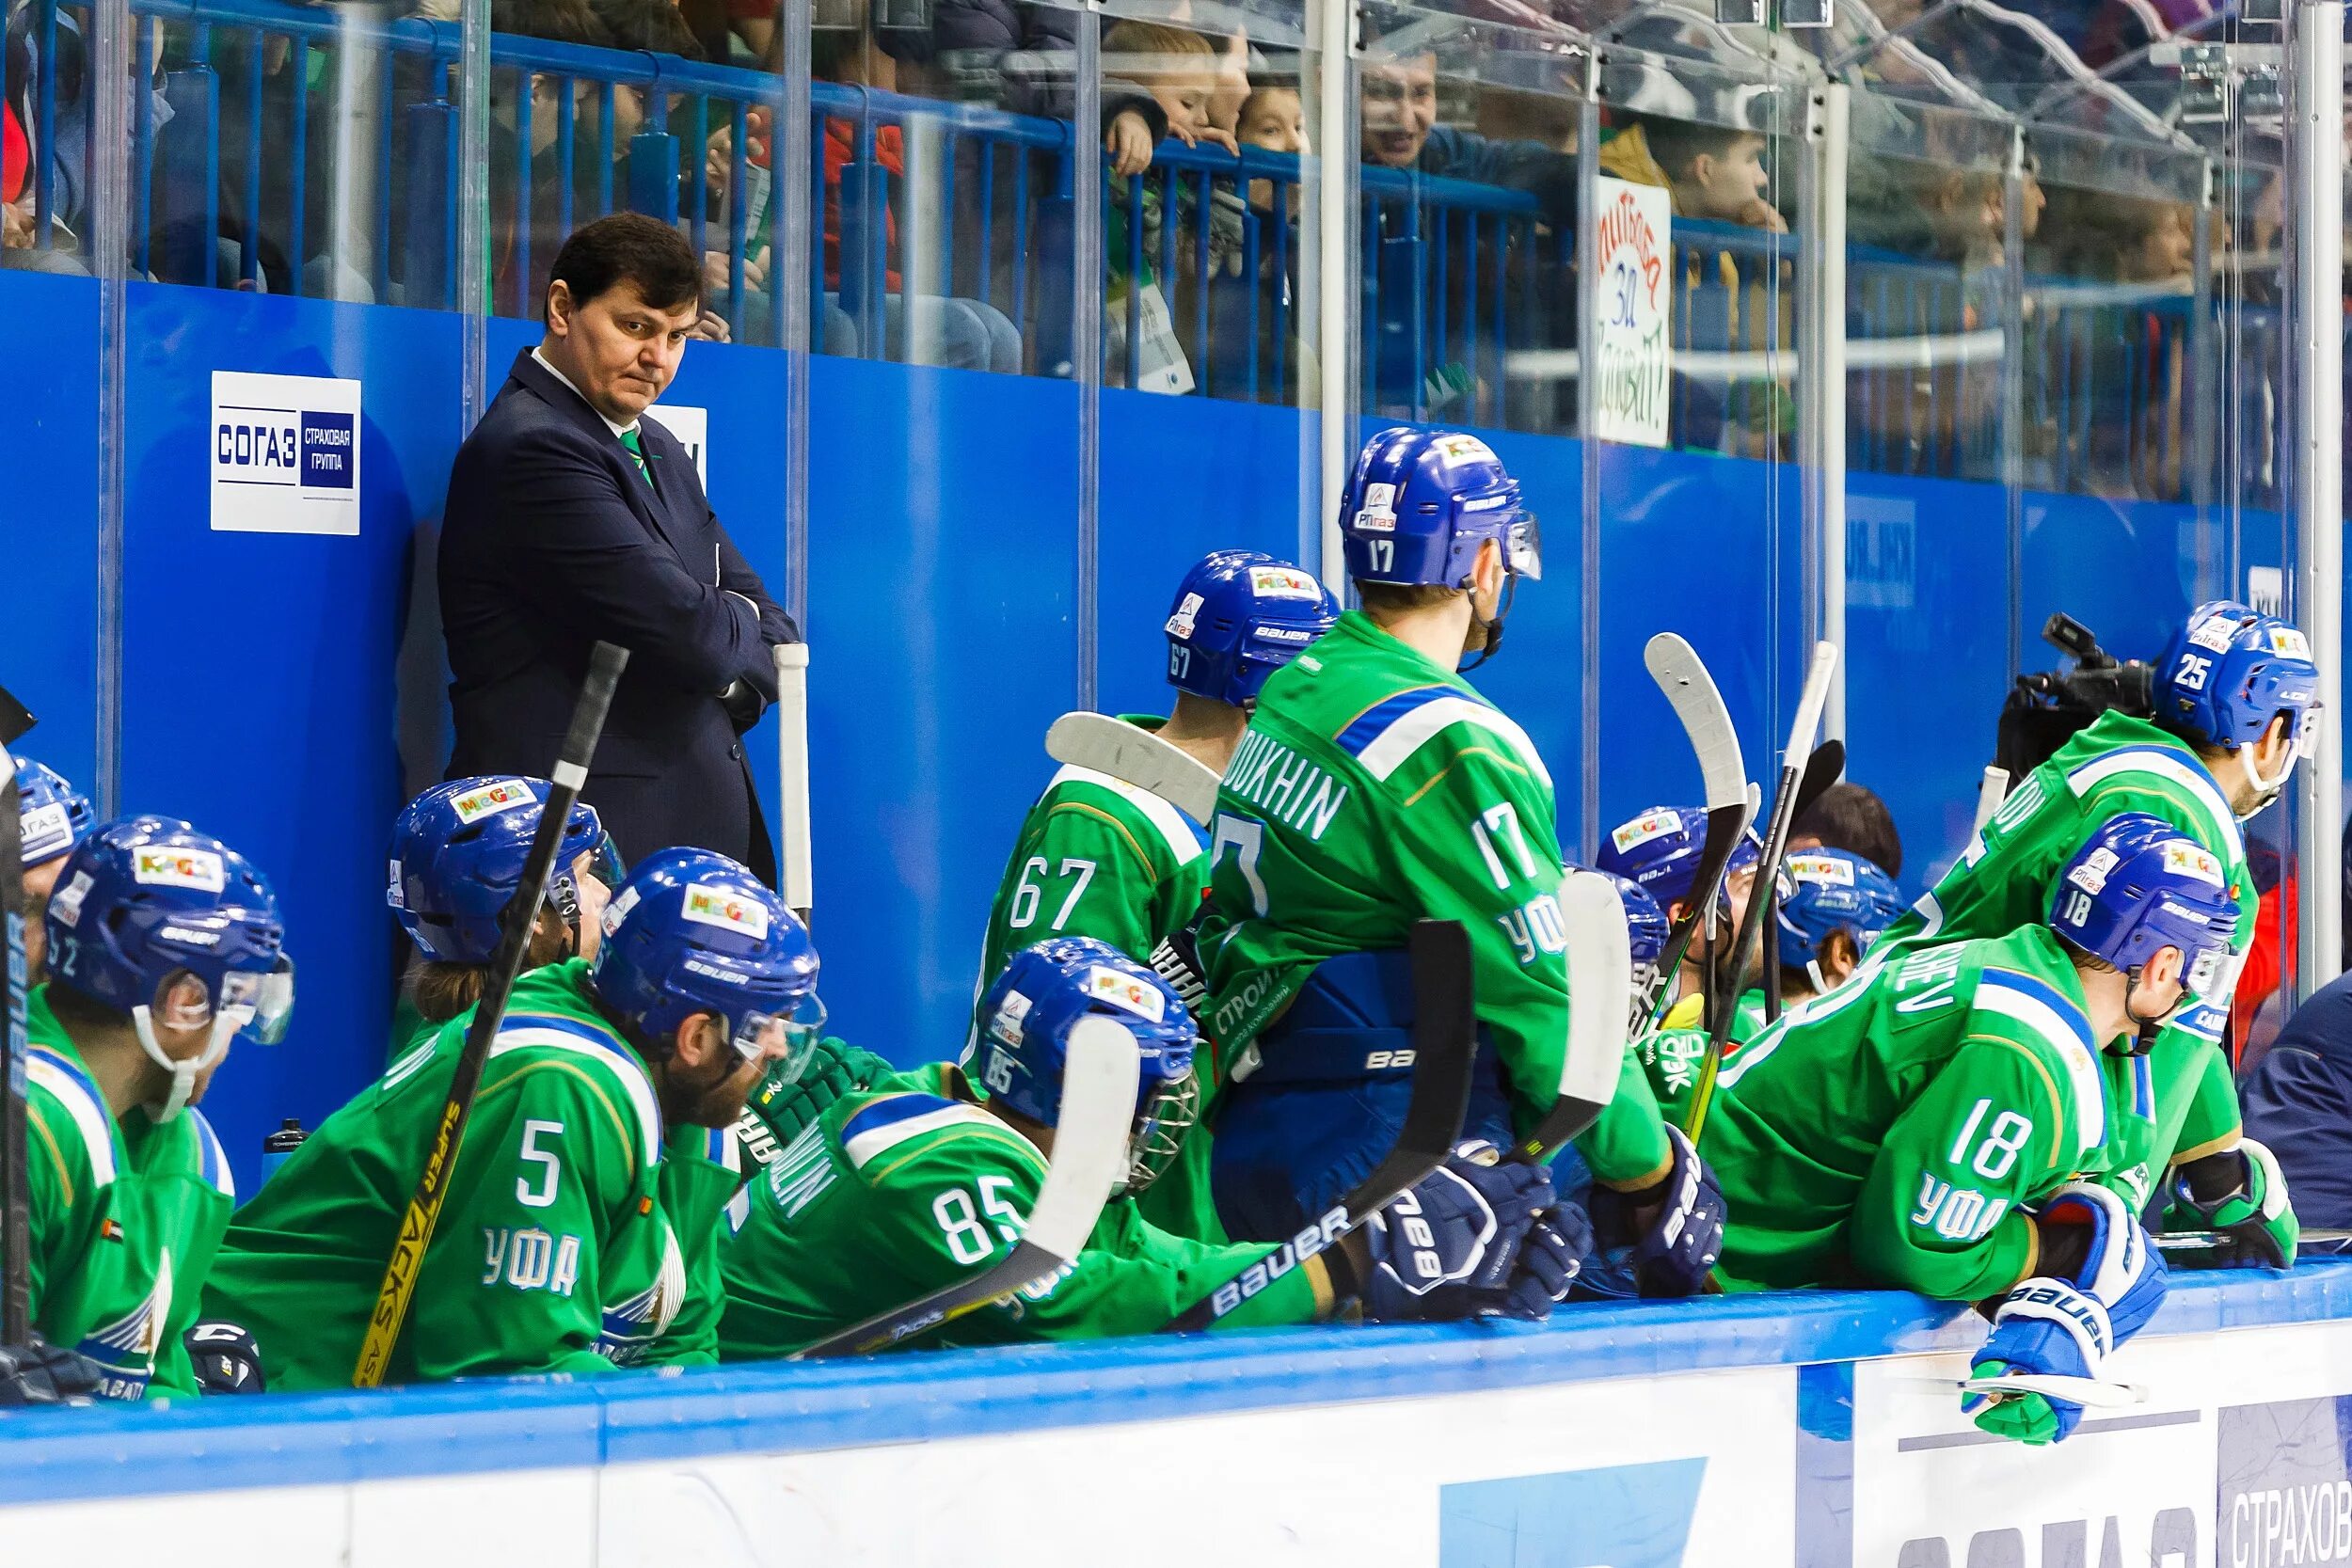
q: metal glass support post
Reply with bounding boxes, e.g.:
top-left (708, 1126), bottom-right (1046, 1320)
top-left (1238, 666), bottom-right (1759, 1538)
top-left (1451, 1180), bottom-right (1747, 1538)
top-left (1575, 56), bottom-right (1601, 864)
top-left (459, 0), bottom-right (493, 427)
top-left (1798, 84), bottom-right (1849, 742)
top-left (2291, 0), bottom-right (2344, 996)
top-left (2000, 125), bottom-right (2027, 686)
top-left (782, 0), bottom-right (813, 632)
top-left (1074, 6), bottom-right (1104, 710)
top-left (91, 0), bottom-right (132, 813)
top-left (1315, 0), bottom-right (1359, 595)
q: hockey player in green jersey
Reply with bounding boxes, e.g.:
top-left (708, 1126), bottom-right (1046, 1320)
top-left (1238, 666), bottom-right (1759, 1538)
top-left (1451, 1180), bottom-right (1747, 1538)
top-left (205, 847), bottom-right (818, 1387)
top-left (1875, 600), bottom-right (2318, 1258)
top-left (26, 815), bottom-right (294, 1399)
top-left (970, 550), bottom-right (1339, 1033)
top-left (1638, 847), bottom-right (1901, 1127)
top-left (1184, 427), bottom-right (1718, 1297)
top-left (1706, 815), bottom-right (2238, 1443)
top-left (718, 937), bottom-right (1579, 1355)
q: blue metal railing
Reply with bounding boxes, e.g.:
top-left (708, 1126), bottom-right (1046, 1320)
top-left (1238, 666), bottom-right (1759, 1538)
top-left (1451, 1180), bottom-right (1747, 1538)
top-left (7, 0), bottom-right (2287, 498)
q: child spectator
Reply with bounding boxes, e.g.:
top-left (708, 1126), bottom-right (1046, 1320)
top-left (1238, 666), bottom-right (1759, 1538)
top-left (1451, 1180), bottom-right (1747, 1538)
top-left (1236, 81), bottom-right (1306, 220)
top-left (1102, 20), bottom-right (1237, 175)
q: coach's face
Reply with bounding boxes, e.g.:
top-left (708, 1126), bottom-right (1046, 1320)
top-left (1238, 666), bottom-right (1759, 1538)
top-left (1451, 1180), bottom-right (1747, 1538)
top-left (546, 277), bottom-right (701, 423)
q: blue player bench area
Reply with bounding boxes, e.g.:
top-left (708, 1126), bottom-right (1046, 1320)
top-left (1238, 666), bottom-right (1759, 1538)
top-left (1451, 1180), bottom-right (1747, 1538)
top-left (8, 0), bottom-right (2274, 502)
top-left (2, 1261), bottom-right (2347, 1561)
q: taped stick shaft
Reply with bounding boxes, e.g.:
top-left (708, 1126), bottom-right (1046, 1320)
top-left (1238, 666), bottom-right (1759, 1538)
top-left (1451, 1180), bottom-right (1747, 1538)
top-left (774, 642), bottom-right (814, 920)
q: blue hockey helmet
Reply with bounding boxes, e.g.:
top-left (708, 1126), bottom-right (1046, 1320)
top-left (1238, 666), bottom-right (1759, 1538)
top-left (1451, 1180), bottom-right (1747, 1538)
top-left (976, 935), bottom-right (1200, 1193)
top-left (2049, 813), bottom-right (2243, 1048)
top-left (2153, 601), bottom-right (2320, 807)
top-left (1340, 427), bottom-right (1541, 592)
top-left (43, 816), bottom-right (293, 1120)
top-left (14, 756), bottom-right (93, 868)
top-left (389, 777), bottom-right (620, 963)
top-left (1774, 847), bottom-right (1903, 990)
top-left (590, 847), bottom-right (824, 1074)
top-left (1597, 806), bottom-right (1710, 911)
top-left (1163, 550), bottom-right (1340, 708)
top-left (1587, 867), bottom-right (1668, 1007)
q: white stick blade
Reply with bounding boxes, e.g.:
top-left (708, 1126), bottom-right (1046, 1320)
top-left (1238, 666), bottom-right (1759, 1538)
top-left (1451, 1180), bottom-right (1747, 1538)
top-left (1958, 1373), bottom-right (2150, 1410)
top-left (1017, 1017), bottom-right (1141, 1259)
top-left (1788, 641), bottom-right (1839, 758)
top-left (1044, 711), bottom-right (1221, 823)
top-left (1557, 870), bottom-right (1632, 1106)
top-left (1644, 634), bottom-right (1746, 812)
top-left (1973, 766), bottom-right (2010, 834)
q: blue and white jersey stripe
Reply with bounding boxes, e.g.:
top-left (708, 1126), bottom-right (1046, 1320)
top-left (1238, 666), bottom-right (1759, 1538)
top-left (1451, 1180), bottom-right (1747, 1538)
top-left (187, 1109), bottom-right (235, 1201)
top-left (1972, 969), bottom-right (2105, 1154)
top-left (493, 1014), bottom-right (664, 1171)
top-left (2063, 744), bottom-right (2243, 868)
top-left (840, 1094), bottom-right (1002, 1172)
top-left (29, 1047), bottom-right (118, 1189)
top-left (1334, 686), bottom-right (1552, 789)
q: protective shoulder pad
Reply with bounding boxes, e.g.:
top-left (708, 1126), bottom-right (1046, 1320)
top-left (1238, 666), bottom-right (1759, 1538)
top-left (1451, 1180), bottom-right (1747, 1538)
top-left (1043, 764), bottom-right (1205, 867)
top-left (837, 1093), bottom-right (1038, 1180)
top-left (1969, 967), bottom-right (2106, 1155)
top-left (491, 1013), bottom-right (664, 1173)
top-left (1331, 684), bottom-right (1551, 790)
top-left (27, 1047), bottom-right (119, 1191)
top-left (2062, 744), bottom-right (2244, 868)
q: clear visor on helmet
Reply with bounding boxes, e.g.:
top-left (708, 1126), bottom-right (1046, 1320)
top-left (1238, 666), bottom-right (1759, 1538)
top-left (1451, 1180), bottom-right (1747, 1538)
top-left (549, 832), bottom-right (627, 931)
top-left (218, 957), bottom-right (296, 1045)
top-left (1506, 513), bottom-right (1543, 581)
top-left (733, 991), bottom-right (829, 1079)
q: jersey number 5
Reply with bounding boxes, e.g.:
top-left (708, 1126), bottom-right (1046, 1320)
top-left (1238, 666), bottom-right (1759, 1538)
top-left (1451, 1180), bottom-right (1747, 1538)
top-left (516, 1119), bottom-right (564, 1208)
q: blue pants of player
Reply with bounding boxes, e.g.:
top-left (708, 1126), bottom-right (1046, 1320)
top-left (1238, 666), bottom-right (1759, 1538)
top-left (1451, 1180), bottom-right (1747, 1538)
top-left (1208, 949), bottom-right (1589, 1242)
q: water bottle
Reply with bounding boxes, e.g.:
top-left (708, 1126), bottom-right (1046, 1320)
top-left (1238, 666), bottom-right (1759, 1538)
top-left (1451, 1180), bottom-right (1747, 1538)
top-left (261, 1117), bottom-right (308, 1184)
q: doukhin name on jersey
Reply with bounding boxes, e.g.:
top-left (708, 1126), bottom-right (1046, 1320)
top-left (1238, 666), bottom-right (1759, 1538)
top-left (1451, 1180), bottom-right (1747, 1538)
top-left (1222, 731), bottom-right (1350, 842)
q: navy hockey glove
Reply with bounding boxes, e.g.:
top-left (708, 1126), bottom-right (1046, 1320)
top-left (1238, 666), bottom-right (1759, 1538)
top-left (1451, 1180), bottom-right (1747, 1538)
top-left (1965, 1184), bottom-right (2166, 1445)
top-left (1363, 1146), bottom-right (1552, 1321)
top-left (1469, 1203), bottom-right (1591, 1320)
top-left (186, 1321), bottom-right (266, 1396)
top-left (0, 1337), bottom-right (104, 1406)
top-left (1587, 1124), bottom-right (1724, 1298)
top-left (2162, 1139), bottom-right (2296, 1269)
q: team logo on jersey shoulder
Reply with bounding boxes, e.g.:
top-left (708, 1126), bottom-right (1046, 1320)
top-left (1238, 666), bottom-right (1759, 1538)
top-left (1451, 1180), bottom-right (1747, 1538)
top-left (134, 847), bottom-right (225, 893)
top-left (1086, 966), bottom-right (1167, 1022)
top-left (682, 882), bottom-right (770, 940)
top-left (2161, 841), bottom-right (2225, 885)
top-left (1165, 592), bottom-right (1205, 641)
top-left (1611, 811), bottom-right (1678, 854)
top-left (450, 778), bottom-right (539, 824)
top-left (1249, 565), bottom-right (1323, 600)
top-left (1353, 482), bottom-right (1398, 533)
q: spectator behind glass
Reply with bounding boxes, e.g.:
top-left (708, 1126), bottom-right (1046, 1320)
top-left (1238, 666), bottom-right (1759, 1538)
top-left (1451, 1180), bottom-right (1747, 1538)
top-left (1237, 83), bottom-right (1306, 220)
top-left (1102, 21), bottom-right (1237, 176)
top-left (487, 0), bottom-right (607, 316)
top-left (1619, 117), bottom-right (1785, 233)
top-left (1788, 781), bottom-right (1904, 883)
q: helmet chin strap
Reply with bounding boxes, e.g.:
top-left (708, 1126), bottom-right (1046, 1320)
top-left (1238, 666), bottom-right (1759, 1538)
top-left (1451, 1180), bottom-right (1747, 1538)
top-left (2118, 964), bottom-right (2172, 1055)
top-left (2235, 740), bottom-right (2297, 820)
top-left (1456, 574), bottom-right (1517, 673)
top-left (131, 1006), bottom-right (239, 1123)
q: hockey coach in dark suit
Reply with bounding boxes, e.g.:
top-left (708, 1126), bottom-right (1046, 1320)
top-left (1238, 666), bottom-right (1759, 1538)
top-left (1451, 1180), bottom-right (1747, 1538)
top-left (439, 213), bottom-right (799, 882)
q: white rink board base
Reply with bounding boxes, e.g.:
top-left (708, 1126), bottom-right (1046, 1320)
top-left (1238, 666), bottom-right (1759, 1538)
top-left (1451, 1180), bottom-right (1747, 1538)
top-left (8, 1265), bottom-right (2352, 1566)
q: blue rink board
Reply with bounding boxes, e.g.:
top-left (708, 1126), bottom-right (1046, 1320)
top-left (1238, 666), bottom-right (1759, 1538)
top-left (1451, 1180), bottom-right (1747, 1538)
top-left (4, 1262), bottom-right (2350, 1507)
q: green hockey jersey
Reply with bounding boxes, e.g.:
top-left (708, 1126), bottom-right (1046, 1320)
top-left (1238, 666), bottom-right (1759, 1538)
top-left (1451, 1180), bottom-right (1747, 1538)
top-left (204, 959), bottom-right (691, 1388)
top-left (1192, 611), bottom-right (1668, 1186)
top-left (644, 1124), bottom-right (747, 1368)
top-left (1635, 990), bottom-right (1768, 1129)
top-left (1875, 710), bottom-right (2255, 1170)
top-left (22, 985), bottom-right (233, 1399)
top-left (717, 1065), bottom-right (1324, 1356)
top-left (972, 715), bottom-right (1209, 1038)
top-left (1706, 927), bottom-right (2161, 1299)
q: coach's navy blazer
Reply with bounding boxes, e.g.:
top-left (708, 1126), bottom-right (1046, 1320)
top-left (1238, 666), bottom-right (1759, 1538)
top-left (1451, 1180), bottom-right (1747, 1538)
top-left (439, 348), bottom-right (799, 882)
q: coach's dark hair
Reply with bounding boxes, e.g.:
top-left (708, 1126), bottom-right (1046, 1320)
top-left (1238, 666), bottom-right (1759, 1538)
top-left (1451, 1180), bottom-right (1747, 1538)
top-left (547, 213), bottom-right (702, 316)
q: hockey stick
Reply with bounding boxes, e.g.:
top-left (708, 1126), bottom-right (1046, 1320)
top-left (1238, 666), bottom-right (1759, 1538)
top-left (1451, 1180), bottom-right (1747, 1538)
top-left (1683, 643), bottom-right (1839, 1146)
top-left (1633, 636), bottom-right (1750, 1037)
top-left (353, 641), bottom-right (628, 1387)
top-left (2153, 1226), bottom-right (2352, 1254)
top-left (1044, 711), bottom-right (1220, 825)
top-left (1757, 736), bottom-right (1848, 1027)
top-left (1973, 766), bottom-right (2010, 834)
top-left (1956, 1372), bottom-right (2149, 1410)
top-left (1164, 919), bottom-right (1476, 1332)
top-left (794, 1016), bottom-right (1141, 1357)
top-left (1705, 742), bottom-right (1843, 1037)
top-left (0, 685), bottom-right (35, 1349)
top-left (1513, 870), bottom-right (1631, 1163)
top-left (774, 642), bottom-right (814, 924)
